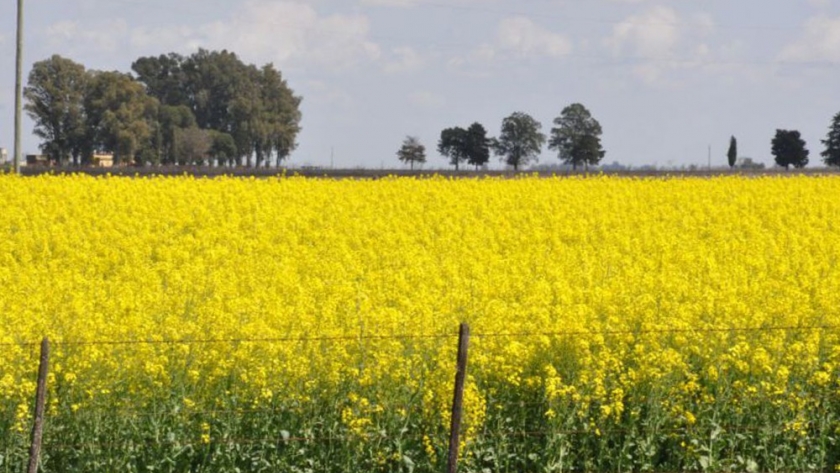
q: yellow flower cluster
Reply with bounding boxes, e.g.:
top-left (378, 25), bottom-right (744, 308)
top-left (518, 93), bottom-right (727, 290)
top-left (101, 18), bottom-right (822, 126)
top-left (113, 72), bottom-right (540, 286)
top-left (0, 174), bottom-right (838, 471)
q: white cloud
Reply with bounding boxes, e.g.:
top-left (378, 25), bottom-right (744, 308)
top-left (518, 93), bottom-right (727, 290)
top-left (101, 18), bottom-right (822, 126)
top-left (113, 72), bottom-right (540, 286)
top-left (45, 18), bottom-right (129, 55)
top-left (44, 1), bottom-right (381, 71)
top-left (605, 6), bottom-right (682, 58)
top-left (497, 16), bottom-right (572, 58)
top-left (778, 15), bottom-right (840, 63)
top-left (408, 90), bottom-right (445, 109)
top-left (383, 47), bottom-right (425, 73)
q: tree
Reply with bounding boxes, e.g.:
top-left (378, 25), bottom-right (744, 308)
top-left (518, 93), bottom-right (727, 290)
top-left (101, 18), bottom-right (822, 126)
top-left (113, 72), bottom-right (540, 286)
top-left (821, 112), bottom-right (840, 167)
top-left (548, 103), bottom-right (605, 170)
top-left (438, 127), bottom-right (468, 170)
top-left (771, 129), bottom-right (809, 170)
top-left (85, 71), bottom-right (159, 165)
top-left (397, 136), bottom-right (426, 170)
top-left (23, 55), bottom-right (89, 165)
top-left (493, 112), bottom-right (546, 171)
top-left (209, 131), bottom-right (238, 166)
top-left (157, 105), bottom-right (197, 165)
top-left (174, 127), bottom-right (211, 165)
top-left (133, 50), bottom-right (302, 167)
top-left (465, 123), bottom-right (491, 169)
top-left (727, 136), bottom-right (737, 168)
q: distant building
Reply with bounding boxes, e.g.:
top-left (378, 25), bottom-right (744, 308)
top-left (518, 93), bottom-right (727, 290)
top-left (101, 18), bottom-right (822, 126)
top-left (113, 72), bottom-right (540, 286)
top-left (0, 148), bottom-right (7, 164)
top-left (91, 153), bottom-right (114, 167)
top-left (26, 154), bottom-right (50, 166)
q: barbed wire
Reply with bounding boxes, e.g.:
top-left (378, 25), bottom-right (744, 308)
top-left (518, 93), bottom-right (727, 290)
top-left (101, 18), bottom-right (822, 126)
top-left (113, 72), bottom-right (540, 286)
top-left (1, 323), bottom-right (834, 348)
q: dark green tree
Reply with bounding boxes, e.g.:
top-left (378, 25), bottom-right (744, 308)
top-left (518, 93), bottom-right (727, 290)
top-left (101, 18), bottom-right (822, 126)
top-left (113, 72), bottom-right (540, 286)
top-left (493, 112), bottom-right (546, 171)
top-left (174, 127), bottom-right (211, 165)
top-left (465, 122), bottom-right (491, 170)
top-left (821, 112), bottom-right (840, 167)
top-left (397, 136), bottom-right (426, 170)
top-left (438, 127), bottom-right (469, 170)
top-left (134, 49), bottom-right (302, 167)
top-left (131, 53), bottom-right (189, 106)
top-left (548, 103), bottom-right (605, 170)
top-left (85, 71), bottom-right (159, 165)
top-left (727, 136), bottom-right (737, 168)
top-left (210, 131), bottom-right (238, 166)
top-left (23, 55), bottom-right (89, 165)
top-left (771, 129), bottom-right (809, 170)
top-left (157, 105), bottom-right (197, 165)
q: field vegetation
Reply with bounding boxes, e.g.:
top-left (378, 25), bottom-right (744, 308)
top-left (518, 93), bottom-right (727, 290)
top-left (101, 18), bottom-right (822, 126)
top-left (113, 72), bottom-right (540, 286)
top-left (1, 174), bottom-right (839, 472)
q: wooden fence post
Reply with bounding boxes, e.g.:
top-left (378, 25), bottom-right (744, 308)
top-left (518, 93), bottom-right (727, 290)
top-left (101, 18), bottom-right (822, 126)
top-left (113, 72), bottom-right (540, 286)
top-left (27, 337), bottom-right (49, 473)
top-left (446, 323), bottom-right (470, 473)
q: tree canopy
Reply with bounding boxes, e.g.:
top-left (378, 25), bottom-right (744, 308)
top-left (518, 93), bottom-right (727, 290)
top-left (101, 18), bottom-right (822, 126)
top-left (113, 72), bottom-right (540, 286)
top-left (24, 50), bottom-right (302, 167)
top-left (397, 136), bottom-right (426, 170)
top-left (821, 112), bottom-right (840, 167)
top-left (23, 55), bottom-right (89, 165)
top-left (493, 112), bottom-right (546, 171)
top-left (771, 129), bottom-right (809, 170)
top-left (727, 136), bottom-right (737, 169)
top-left (548, 103), bottom-right (605, 170)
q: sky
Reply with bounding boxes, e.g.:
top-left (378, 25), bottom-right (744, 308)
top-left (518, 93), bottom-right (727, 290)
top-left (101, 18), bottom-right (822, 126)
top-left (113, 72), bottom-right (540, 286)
top-left (1, 0), bottom-right (839, 170)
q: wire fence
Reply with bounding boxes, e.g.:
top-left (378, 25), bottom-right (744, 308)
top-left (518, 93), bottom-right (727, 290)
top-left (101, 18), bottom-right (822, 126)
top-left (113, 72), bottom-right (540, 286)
top-left (4, 323), bottom-right (838, 472)
top-left (1, 323), bottom-right (835, 348)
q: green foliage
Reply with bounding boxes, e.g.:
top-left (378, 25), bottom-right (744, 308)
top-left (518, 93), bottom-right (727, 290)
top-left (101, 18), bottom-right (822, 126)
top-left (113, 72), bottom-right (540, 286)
top-left (465, 123), bottom-right (491, 170)
top-left (821, 112), bottom-right (840, 167)
top-left (174, 127), bottom-right (212, 165)
top-left (84, 71), bottom-right (159, 166)
top-left (548, 103), bottom-right (605, 170)
top-left (771, 129), bottom-right (809, 169)
top-left (209, 132), bottom-right (238, 166)
top-left (438, 127), bottom-right (469, 170)
top-left (23, 49), bottom-right (302, 168)
top-left (438, 124), bottom-right (490, 170)
top-left (23, 55), bottom-right (89, 165)
top-left (133, 49), bottom-right (302, 167)
top-left (397, 136), bottom-right (426, 170)
top-left (727, 136), bottom-right (737, 169)
top-left (493, 112), bottom-right (546, 171)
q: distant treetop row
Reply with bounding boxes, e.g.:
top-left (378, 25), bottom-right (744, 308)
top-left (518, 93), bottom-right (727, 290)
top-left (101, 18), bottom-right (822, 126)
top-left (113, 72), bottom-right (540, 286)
top-left (24, 50), bottom-right (302, 167)
top-left (399, 109), bottom-right (840, 171)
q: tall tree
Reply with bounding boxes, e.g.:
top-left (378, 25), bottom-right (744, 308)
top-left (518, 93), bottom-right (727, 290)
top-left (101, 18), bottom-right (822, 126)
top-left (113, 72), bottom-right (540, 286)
top-left (821, 112), bottom-right (840, 167)
top-left (258, 64), bottom-right (303, 167)
top-left (493, 112), bottom-right (546, 171)
top-left (727, 136), bottom-right (738, 168)
top-left (157, 105), bottom-right (197, 165)
top-left (23, 55), bottom-right (89, 165)
top-left (209, 131), bottom-right (238, 166)
top-left (131, 53), bottom-right (189, 106)
top-left (397, 136), bottom-right (426, 170)
top-left (465, 122), bottom-right (491, 170)
top-left (438, 127), bottom-right (469, 170)
top-left (548, 103), bottom-right (605, 170)
top-left (85, 71), bottom-right (159, 165)
top-left (174, 127), bottom-right (211, 165)
top-left (771, 129), bottom-right (809, 170)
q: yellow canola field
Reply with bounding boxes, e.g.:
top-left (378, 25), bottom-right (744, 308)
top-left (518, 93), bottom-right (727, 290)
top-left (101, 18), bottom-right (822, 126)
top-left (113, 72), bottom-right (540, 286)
top-left (0, 174), bottom-right (839, 472)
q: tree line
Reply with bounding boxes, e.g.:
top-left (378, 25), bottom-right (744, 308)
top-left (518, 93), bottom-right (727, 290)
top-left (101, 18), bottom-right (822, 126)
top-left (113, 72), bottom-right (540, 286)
top-left (401, 107), bottom-right (840, 171)
top-left (24, 50), bottom-right (302, 167)
top-left (398, 103), bottom-right (606, 171)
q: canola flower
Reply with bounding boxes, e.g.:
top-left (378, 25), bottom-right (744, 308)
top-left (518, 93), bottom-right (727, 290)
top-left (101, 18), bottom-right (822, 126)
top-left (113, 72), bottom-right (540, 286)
top-left (0, 174), bottom-right (839, 472)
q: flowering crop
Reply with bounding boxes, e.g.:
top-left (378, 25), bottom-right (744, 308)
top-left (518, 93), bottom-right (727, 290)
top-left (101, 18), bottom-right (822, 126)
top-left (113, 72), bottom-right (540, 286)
top-left (0, 174), bottom-right (839, 472)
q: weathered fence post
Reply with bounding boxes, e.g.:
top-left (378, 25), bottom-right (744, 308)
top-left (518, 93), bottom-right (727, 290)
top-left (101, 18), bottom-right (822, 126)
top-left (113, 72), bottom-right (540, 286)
top-left (447, 323), bottom-right (470, 473)
top-left (27, 337), bottom-right (50, 473)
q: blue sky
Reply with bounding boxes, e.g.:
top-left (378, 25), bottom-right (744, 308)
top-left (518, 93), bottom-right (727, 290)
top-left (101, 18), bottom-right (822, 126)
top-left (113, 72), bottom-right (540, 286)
top-left (1, 0), bottom-right (839, 169)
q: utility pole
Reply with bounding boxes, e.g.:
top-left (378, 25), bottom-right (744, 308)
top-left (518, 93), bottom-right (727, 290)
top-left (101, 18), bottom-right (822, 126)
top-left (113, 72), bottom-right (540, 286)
top-left (13, 0), bottom-right (24, 174)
